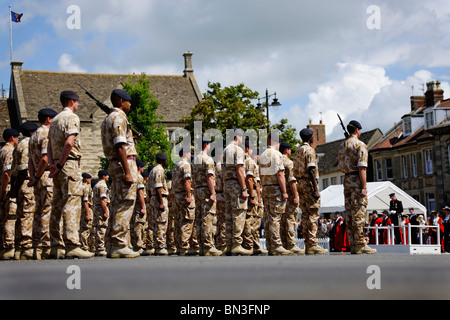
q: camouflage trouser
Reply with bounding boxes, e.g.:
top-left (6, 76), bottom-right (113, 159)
top-left (80, 206), bottom-right (93, 251)
top-left (131, 209), bottom-right (147, 250)
top-left (173, 192), bottom-right (195, 250)
top-left (298, 180), bottom-right (320, 249)
top-left (242, 202), bottom-right (261, 250)
top-left (50, 160), bottom-right (83, 248)
top-left (281, 198), bottom-right (298, 249)
top-left (343, 174), bottom-right (368, 248)
top-left (224, 179), bottom-right (248, 246)
top-left (150, 196), bottom-right (168, 250)
top-left (16, 180), bottom-right (36, 250)
top-left (166, 204), bottom-right (176, 251)
top-left (215, 193), bottom-right (226, 249)
top-left (195, 187), bottom-right (217, 250)
top-left (106, 159), bottom-right (137, 248)
top-left (32, 172), bottom-right (52, 249)
top-left (262, 185), bottom-right (286, 251)
top-left (145, 202), bottom-right (154, 250)
top-left (93, 206), bottom-right (109, 251)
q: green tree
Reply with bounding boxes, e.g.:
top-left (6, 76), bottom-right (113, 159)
top-left (123, 74), bottom-right (172, 168)
top-left (271, 118), bottom-right (302, 154)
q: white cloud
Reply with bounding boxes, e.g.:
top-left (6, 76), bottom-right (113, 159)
top-left (58, 53), bottom-right (87, 73)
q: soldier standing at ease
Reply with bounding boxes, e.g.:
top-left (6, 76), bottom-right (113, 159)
top-left (131, 159), bottom-right (147, 254)
top-left (11, 122), bottom-right (38, 260)
top-left (259, 132), bottom-right (291, 256)
top-left (214, 149), bottom-right (226, 252)
top-left (293, 129), bottom-right (328, 255)
top-left (101, 89), bottom-right (139, 259)
top-left (338, 120), bottom-right (376, 254)
top-left (172, 148), bottom-right (195, 255)
top-left (148, 153), bottom-right (169, 255)
top-left (92, 170), bottom-right (110, 256)
top-left (80, 173), bottom-right (93, 252)
top-left (193, 138), bottom-right (221, 256)
top-left (223, 129), bottom-right (251, 255)
top-left (48, 90), bottom-right (93, 259)
top-left (28, 108), bottom-right (58, 260)
top-left (279, 142), bottom-right (303, 254)
top-left (0, 129), bottom-right (19, 260)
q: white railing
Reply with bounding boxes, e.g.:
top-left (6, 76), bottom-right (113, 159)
top-left (365, 224), bottom-right (441, 246)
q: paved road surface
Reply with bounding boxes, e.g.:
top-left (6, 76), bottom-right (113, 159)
top-left (0, 253), bottom-right (449, 301)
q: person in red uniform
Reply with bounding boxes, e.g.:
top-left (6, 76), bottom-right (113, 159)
top-left (369, 210), bottom-right (383, 244)
top-left (381, 210), bottom-right (392, 244)
top-left (329, 212), bottom-right (347, 252)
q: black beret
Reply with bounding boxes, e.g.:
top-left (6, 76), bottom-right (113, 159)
top-left (300, 128), bottom-right (314, 140)
top-left (156, 152), bottom-right (168, 162)
top-left (19, 122), bottom-right (38, 136)
top-left (166, 170), bottom-right (173, 180)
top-left (136, 159), bottom-right (145, 168)
top-left (348, 120), bottom-right (362, 130)
top-left (60, 90), bottom-right (79, 101)
top-left (38, 108), bottom-right (58, 119)
top-left (280, 142), bottom-right (291, 150)
top-left (389, 193), bottom-right (395, 197)
top-left (112, 89), bottom-right (131, 101)
top-left (3, 128), bottom-right (20, 141)
top-left (382, 210), bottom-right (389, 214)
top-left (141, 169), bottom-right (149, 178)
top-left (82, 173), bottom-right (92, 179)
top-left (98, 170), bottom-right (109, 177)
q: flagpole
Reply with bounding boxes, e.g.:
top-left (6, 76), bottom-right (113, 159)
top-left (9, 5), bottom-right (13, 63)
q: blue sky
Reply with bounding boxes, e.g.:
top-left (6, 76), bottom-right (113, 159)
top-left (2, 0), bottom-right (450, 141)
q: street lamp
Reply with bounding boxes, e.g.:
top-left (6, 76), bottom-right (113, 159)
top-left (256, 89), bottom-right (281, 126)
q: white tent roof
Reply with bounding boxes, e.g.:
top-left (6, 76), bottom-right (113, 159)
top-left (318, 181), bottom-right (427, 219)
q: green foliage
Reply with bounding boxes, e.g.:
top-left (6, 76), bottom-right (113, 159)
top-left (271, 118), bottom-right (302, 154)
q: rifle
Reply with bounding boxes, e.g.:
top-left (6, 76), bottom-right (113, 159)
top-left (337, 113), bottom-right (349, 139)
top-left (77, 83), bottom-right (142, 139)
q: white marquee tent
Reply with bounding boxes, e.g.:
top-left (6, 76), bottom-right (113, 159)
top-left (318, 181), bottom-right (427, 220)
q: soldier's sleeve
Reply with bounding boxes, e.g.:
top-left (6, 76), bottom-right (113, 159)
top-left (40, 132), bottom-right (49, 156)
top-left (137, 174), bottom-right (145, 190)
top-left (82, 185), bottom-right (89, 202)
top-left (99, 184), bottom-right (108, 199)
top-left (183, 163), bottom-right (192, 180)
top-left (235, 147), bottom-right (245, 166)
top-left (286, 160), bottom-right (296, 182)
top-left (65, 114), bottom-right (80, 138)
top-left (305, 147), bottom-right (317, 170)
top-left (111, 114), bottom-right (128, 146)
top-left (2, 148), bottom-right (13, 172)
top-left (206, 158), bottom-right (215, 177)
top-left (357, 142), bottom-right (368, 168)
top-left (154, 168), bottom-right (164, 189)
top-left (245, 157), bottom-right (255, 177)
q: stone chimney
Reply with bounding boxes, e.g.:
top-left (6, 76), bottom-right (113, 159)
top-left (410, 95), bottom-right (426, 112)
top-left (11, 61), bottom-right (23, 75)
top-left (425, 80), bottom-right (444, 107)
top-left (183, 51), bottom-right (194, 78)
top-left (307, 119), bottom-right (326, 146)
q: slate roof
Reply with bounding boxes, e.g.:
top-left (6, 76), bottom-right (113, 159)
top-left (15, 70), bottom-right (201, 124)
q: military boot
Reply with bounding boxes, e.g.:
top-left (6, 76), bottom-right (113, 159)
top-left (269, 246), bottom-right (291, 256)
top-left (203, 247), bottom-right (223, 256)
top-left (155, 248), bottom-right (169, 256)
top-left (2, 248), bottom-right (15, 260)
top-left (20, 248), bottom-right (34, 260)
top-left (231, 243), bottom-right (252, 256)
top-left (65, 247), bottom-right (94, 259)
top-left (305, 245), bottom-right (328, 255)
top-left (354, 244), bottom-right (377, 255)
top-left (108, 246), bottom-right (140, 258)
top-left (287, 245), bottom-right (305, 255)
top-left (253, 247), bottom-right (268, 255)
top-left (95, 249), bottom-right (107, 257)
top-left (50, 246), bottom-right (66, 259)
top-left (141, 248), bottom-right (155, 256)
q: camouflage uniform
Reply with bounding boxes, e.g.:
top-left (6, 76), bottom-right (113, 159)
top-left (193, 151), bottom-right (217, 253)
top-left (0, 142), bottom-right (14, 254)
top-left (259, 146), bottom-right (286, 254)
top-left (172, 158), bottom-right (195, 252)
top-left (280, 154), bottom-right (298, 250)
top-left (29, 124), bottom-right (53, 257)
top-left (92, 179), bottom-right (110, 254)
top-left (101, 107), bottom-right (138, 250)
top-left (131, 173), bottom-right (146, 251)
top-left (148, 164), bottom-right (169, 251)
top-left (80, 181), bottom-right (93, 251)
top-left (215, 161), bottom-right (226, 250)
top-left (293, 142), bottom-right (320, 249)
top-left (166, 178), bottom-right (176, 253)
top-left (11, 137), bottom-right (36, 257)
top-left (338, 134), bottom-right (369, 250)
top-left (242, 154), bottom-right (262, 252)
top-left (48, 107), bottom-right (83, 251)
top-left (223, 141), bottom-right (247, 251)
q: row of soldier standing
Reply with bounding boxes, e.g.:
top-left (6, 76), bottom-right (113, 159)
top-left (0, 86), bottom-right (376, 259)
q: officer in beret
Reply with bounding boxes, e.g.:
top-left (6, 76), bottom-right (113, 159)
top-left (101, 88), bottom-right (140, 258)
top-left (48, 90), bottom-right (93, 259)
top-left (10, 122), bottom-right (38, 259)
top-left (28, 108), bottom-right (58, 260)
top-left (148, 152), bottom-right (170, 255)
top-left (338, 120), bottom-right (376, 254)
top-left (92, 169), bottom-right (110, 256)
top-left (0, 129), bottom-right (20, 259)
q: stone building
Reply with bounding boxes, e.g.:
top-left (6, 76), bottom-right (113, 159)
top-left (5, 52), bottom-right (202, 175)
top-left (370, 81), bottom-right (450, 212)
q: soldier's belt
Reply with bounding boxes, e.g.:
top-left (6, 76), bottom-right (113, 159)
top-left (262, 184), bottom-right (280, 187)
top-left (151, 194), bottom-right (168, 198)
top-left (111, 155), bottom-right (137, 161)
top-left (345, 171), bottom-right (359, 176)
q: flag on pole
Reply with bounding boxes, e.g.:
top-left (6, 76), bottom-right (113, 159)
top-left (11, 11), bottom-right (23, 23)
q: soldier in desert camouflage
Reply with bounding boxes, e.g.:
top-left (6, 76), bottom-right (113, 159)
top-left (92, 170), bottom-right (110, 256)
top-left (130, 159), bottom-right (147, 254)
top-left (338, 120), bottom-right (376, 255)
top-left (80, 173), bottom-right (93, 252)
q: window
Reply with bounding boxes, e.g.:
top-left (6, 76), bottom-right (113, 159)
top-left (322, 178), bottom-right (329, 190)
top-left (401, 156), bottom-right (408, 178)
top-left (424, 150), bottom-right (433, 175)
top-left (425, 112), bottom-right (434, 129)
top-left (403, 118), bottom-right (412, 136)
top-left (426, 193), bottom-right (435, 212)
top-left (331, 177), bottom-right (337, 185)
top-left (385, 158), bottom-right (393, 180)
top-left (340, 175), bottom-right (344, 185)
top-left (448, 144), bottom-right (450, 172)
top-left (375, 160), bottom-right (382, 181)
top-left (411, 154), bottom-right (417, 178)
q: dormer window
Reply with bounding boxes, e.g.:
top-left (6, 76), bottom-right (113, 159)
top-left (425, 111), bottom-right (434, 129)
top-left (403, 118), bottom-right (412, 136)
